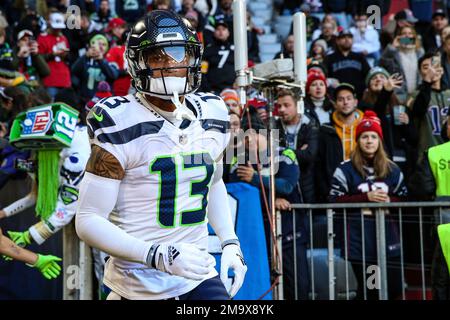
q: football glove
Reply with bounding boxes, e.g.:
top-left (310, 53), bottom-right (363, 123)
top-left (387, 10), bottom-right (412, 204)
top-left (148, 243), bottom-right (216, 280)
top-left (220, 243), bottom-right (247, 298)
top-left (7, 230), bottom-right (32, 248)
top-left (32, 254), bottom-right (62, 280)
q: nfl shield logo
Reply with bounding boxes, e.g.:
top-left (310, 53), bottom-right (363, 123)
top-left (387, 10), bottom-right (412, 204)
top-left (22, 109), bottom-right (53, 136)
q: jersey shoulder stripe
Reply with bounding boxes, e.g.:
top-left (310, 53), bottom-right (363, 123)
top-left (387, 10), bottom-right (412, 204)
top-left (87, 94), bottom-right (163, 144)
top-left (97, 120), bottom-right (164, 144)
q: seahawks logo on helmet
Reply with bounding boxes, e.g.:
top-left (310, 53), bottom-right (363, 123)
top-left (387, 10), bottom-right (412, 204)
top-left (125, 10), bottom-right (203, 98)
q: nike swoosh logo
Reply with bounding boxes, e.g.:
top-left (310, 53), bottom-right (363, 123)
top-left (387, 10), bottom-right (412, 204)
top-left (92, 112), bottom-right (103, 122)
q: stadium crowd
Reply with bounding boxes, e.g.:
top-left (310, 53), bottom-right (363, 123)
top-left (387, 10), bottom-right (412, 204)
top-left (0, 0), bottom-right (449, 300)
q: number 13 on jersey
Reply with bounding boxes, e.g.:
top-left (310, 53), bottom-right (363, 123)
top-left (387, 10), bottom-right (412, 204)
top-left (150, 152), bottom-right (214, 228)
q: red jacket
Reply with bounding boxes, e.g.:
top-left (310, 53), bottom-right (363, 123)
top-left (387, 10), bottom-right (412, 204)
top-left (37, 33), bottom-right (71, 88)
top-left (106, 45), bottom-right (131, 96)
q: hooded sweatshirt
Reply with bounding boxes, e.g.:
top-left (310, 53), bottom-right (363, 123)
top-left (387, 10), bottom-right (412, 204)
top-left (332, 109), bottom-right (364, 160)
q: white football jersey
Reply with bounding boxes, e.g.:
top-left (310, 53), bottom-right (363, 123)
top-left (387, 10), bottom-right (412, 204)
top-left (86, 92), bottom-right (230, 300)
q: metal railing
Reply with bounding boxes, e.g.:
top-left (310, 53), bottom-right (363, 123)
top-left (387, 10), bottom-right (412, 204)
top-left (276, 201), bottom-right (450, 300)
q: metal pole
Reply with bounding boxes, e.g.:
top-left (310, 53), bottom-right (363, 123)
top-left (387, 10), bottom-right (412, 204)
top-left (266, 87), bottom-right (281, 300)
top-left (375, 209), bottom-right (388, 300)
top-left (343, 208), bottom-right (349, 300)
top-left (293, 210), bottom-right (298, 300)
top-left (309, 209), bottom-right (315, 300)
top-left (419, 207), bottom-right (426, 300)
top-left (399, 207), bottom-right (406, 300)
top-left (361, 211), bottom-right (367, 300)
top-left (327, 209), bottom-right (335, 300)
top-left (276, 210), bottom-right (284, 300)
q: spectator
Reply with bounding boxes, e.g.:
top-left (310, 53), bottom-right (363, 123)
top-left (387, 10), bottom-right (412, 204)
top-left (179, 0), bottom-right (206, 33)
top-left (203, 0), bottom-right (233, 45)
top-left (441, 34), bottom-right (450, 89)
top-left (183, 9), bottom-right (204, 44)
top-left (228, 118), bottom-right (308, 300)
top-left (325, 29), bottom-right (370, 99)
top-left (115, 0), bottom-right (147, 24)
top-left (360, 66), bottom-right (418, 177)
top-left (0, 86), bottom-right (28, 132)
top-left (380, 25), bottom-right (424, 104)
top-left (313, 20), bottom-right (337, 53)
top-left (220, 88), bottom-right (240, 115)
top-left (312, 14), bottom-right (338, 41)
top-left (90, 0), bottom-right (115, 31)
top-left (414, 109), bottom-right (450, 299)
top-left (84, 81), bottom-right (113, 113)
top-left (222, 110), bottom-right (242, 184)
top-left (432, 222), bottom-right (450, 300)
top-left (274, 35), bottom-right (294, 60)
top-left (301, 3), bottom-right (321, 43)
top-left (105, 18), bottom-right (127, 48)
top-left (201, 20), bottom-right (235, 94)
top-left (304, 70), bottom-right (333, 126)
top-left (248, 97), bottom-right (268, 125)
top-left (350, 12), bottom-right (381, 66)
top-left (106, 31), bottom-right (130, 96)
top-left (440, 25), bottom-right (450, 48)
top-left (413, 107), bottom-right (450, 200)
top-left (37, 11), bottom-right (71, 100)
top-left (309, 39), bottom-right (328, 63)
top-left (71, 34), bottom-right (118, 103)
top-left (329, 110), bottom-right (407, 300)
top-left (423, 9), bottom-right (448, 53)
top-left (316, 83), bottom-right (364, 200)
top-left (322, 0), bottom-right (351, 29)
top-left (276, 88), bottom-right (319, 204)
top-left (393, 9), bottom-right (418, 36)
top-left (64, 11), bottom-right (99, 65)
top-left (12, 29), bottom-right (50, 89)
top-left (153, 0), bottom-right (172, 10)
top-left (287, 3), bottom-right (321, 43)
top-left (409, 53), bottom-right (450, 165)
top-left (15, 4), bottom-right (48, 40)
top-left (0, 27), bottom-right (14, 71)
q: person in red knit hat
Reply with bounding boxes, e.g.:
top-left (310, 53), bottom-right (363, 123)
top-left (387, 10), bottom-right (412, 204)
top-left (304, 70), bottom-right (334, 126)
top-left (329, 109), bottom-right (408, 300)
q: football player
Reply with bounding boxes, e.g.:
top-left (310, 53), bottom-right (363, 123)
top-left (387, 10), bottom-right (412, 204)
top-left (75, 10), bottom-right (247, 300)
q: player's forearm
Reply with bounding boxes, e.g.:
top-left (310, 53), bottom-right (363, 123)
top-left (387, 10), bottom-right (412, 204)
top-left (207, 179), bottom-right (238, 243)
top-left (0, 234), bottom-right (37, 265)
top-left (75, 172), bottom-right (151, 264)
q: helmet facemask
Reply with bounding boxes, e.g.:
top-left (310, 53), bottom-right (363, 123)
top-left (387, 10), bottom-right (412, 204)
top-left (127, 42), bottom-right (202, 100)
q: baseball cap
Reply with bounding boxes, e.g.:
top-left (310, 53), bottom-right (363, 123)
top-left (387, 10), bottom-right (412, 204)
top-left (215, 20), bottom-right (229, 29)
top-left (337, 29), bottom-right (353, 38)
top-left (394, 9), bottom-right (418, 24)
top-left (49, 12), bottom-right (66, 29)
top-left (106, 17), bottom-right (126, 32)
top-left (17, 29), bottom-right (33, 41)
top-left (432, 9), bottom-right (446, 19)
top-left (334, 83), bottom-right (356, 99)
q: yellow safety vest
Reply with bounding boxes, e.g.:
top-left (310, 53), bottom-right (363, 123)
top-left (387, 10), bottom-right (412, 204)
top-left (428, 141), bottom-right (450, 197)
top-left (438, 224), bottom-right (450, 275)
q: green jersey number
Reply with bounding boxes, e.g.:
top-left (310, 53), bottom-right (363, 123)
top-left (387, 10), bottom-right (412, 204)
top-left (150, 152), bottom-right (214, 228)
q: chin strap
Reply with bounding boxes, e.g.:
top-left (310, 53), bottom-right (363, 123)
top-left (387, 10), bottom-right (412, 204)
top-left (171, 92), bottom-right (196, 121)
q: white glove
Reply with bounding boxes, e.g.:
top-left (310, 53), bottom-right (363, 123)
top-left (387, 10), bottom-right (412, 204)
top-left (220, 244), bottom-right (247, 298)
top-left (150, 243), bottom-right (216, 280)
